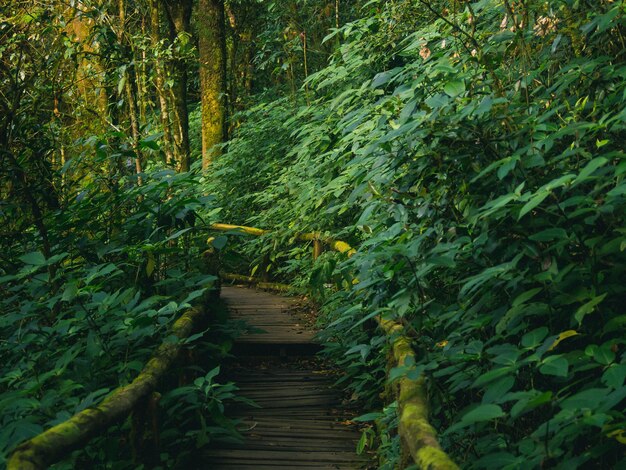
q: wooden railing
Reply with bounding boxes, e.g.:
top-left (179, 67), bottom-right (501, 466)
top-left (209, 223), bottom-right (458, 470)
top-left (209, 223), bottom-right (357, 257)
top-left (8, 223), bottom-right (456, 470)
top-left (8, 303), bottom-right (210, 469)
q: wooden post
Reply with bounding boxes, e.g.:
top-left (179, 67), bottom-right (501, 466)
top-left (130, 392), bottom-right (161, 466)
top-left (260, 253), bottom-right (270, 282)
top-left (313, 239), bottom-right (323, 261)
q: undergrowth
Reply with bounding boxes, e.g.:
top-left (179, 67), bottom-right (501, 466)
top-left (208, 1), bottom-right (626, 467)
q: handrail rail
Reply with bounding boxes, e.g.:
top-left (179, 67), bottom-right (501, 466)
top-left (209, 223), bottom-right (357, 256)
top-left (211, 223), bottom-right (458, 469)
top-left (8, 222), bottom-right (456, 469)
top-left (8, 303), bottom-right (210, 470)
top-left (378, 318), bottom-right (458, 469)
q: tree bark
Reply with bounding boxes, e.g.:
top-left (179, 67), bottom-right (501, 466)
top-left (150, 0), bottom-right (175, 166)
top-left (198, 0), bottom-right (227, 169)
top-left (118, 0), bottom-right (143, 182)
top-left (70, 5), bottom-right (109, 126)
top-left (162, 0), bottom-right (192, 172)
top-left (137, 16), bottom-right (149, 125)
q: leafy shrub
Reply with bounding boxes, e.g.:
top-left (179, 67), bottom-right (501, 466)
top-left (211, 1), bottom-right (626, 467)
top-left (0, 136), bottom-right (237, 467)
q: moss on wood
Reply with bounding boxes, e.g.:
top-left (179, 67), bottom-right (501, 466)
top-left (209, 223), bottom-right (357, 257)
top-left (8, 306), bottom-right (207, 470)
top-left (378, 316), bottom-right (458, 470)
top-left (210, 223), bottom-right (269, 237)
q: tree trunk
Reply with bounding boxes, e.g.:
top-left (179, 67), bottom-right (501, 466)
top-left (150, 0), bottom-right (175, 166)
top-left (118, 0), bottom-right (143, 182)
top-left (198, 0), bottom-right (227, 169)
top-left (228, 25), bottom-right (238, 118)
top-left (162, 0), bottom-right (192, 172)
top-left (125, 76), bottom-right (143, 183)
top-left (243, 33), bottom-right (253, 96)
top-left (70, 7), bottom-right (109, 127)
top-left (225, 4), bottom-right (237, 117)
top-left (137, 16), bottom-right (149, 125)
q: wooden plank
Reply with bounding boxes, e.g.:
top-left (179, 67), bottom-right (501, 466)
top-left (204, 449), bottom-right (366, 463)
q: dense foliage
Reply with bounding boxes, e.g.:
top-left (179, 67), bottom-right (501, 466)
top-left (0, 0), bottom-right (338, 464)
top-left (2, 0), bottom-right (625, 467)
top-left (209, 0), bottom-right (626, 467)
top-left (0, 139), bottom-right (246, 466)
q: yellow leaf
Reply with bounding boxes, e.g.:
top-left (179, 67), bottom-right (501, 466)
top-left (436, 340), bottom-right (449, 348)
top-left (606, 429), bottom-right (626, 445)
top-left (548, 330), bottom-right (578, 351)
top-left (146, 253), bottom-right (156, 277)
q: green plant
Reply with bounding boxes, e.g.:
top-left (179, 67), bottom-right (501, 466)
top-left (208, 1), bottom-right (626, 467)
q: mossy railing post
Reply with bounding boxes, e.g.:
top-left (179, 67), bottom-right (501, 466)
top-left (313, 238), bottom-right (323, 260)
top-left (378, 317), bottom-right (459, 470)
top-left (130, 391), bottom-right (162, 466)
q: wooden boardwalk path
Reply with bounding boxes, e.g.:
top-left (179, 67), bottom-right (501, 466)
top-left (203, 286), bottom-right (369, 469)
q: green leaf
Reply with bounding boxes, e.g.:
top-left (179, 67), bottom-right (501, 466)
top-left (510, 391), bottom-right (552, 418)
top-left (573, 157), bottom-right (608, 186)
top-left (425, 93), bottom-right (449, 110)
top-left (491, 31), bottom-right (515, 43)
top-left (593, 344), bottom-right (615, 365)
top-left (371, 67), bottom-right (402, 88)
top-left (521, 327), bottom-right (548, 348)
top-left (539, 355), bottom-right (569, 377)
top-left (482, 376), bottom-right (515, 404)
top-left (574, 293), bottom-right (607, 325)
top-left (165, 228), bottom-right (192, 242)
top-left (529, 228), bottom-right (568, 242)
top-left (425, 256), bottom-right (456, 268)
top-left (117, 72), bottom-right (126, 96)
top-left (474, 452), bottom-right (522, 469)
top-left (518, 190), bottom-right (550, 220)
top-left (61, 283), bottom-right (78, 302)
top-left (477, 193), bottom-right (520, 219)
top-left (146, 253), bottom-right (156, 277)
top-left (357, 431), bottom-right (368, 454)
top-left (184, 330), bottom-right (207, 344)
top-left (461, 404), bottom-right (505, 425)
top-left (140, 133), bottom-right (163, 150)
top-left (354, 412), bottom-right (383, 422)
top-left (495, 155), bottom-right (520, 180)
top-left (560, 388), bottom-right (609, 411)
top-left (512, 288), bottom-right (542, 307)
top-left (211, 235), bottom-right (228, 250)
top-left (602, 364), bottom-right (626, 389)
top-left (472, 367), bottom-right (514, 388)
top-left (19, 251), bottom-right (46, 265)
top-left (443, 80), bottom-right (465, 97)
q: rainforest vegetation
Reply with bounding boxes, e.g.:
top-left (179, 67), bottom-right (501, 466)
top-left (1, 0), bottom-right (625, 468)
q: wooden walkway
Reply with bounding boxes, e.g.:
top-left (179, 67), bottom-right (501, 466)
top-left (203, 286), bottom-right (369, 469)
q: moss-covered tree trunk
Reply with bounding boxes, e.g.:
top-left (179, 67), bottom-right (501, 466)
top-left (162, 0), bottom-right (192, 172)
top-left (150, 0), bottom-right (175, 166)
top-left (117, 0), bottom-right (143, 181)
top-left (198, 0), bottom-right (227, 169)
top-left (69, 7), bottom-right (110, 132)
